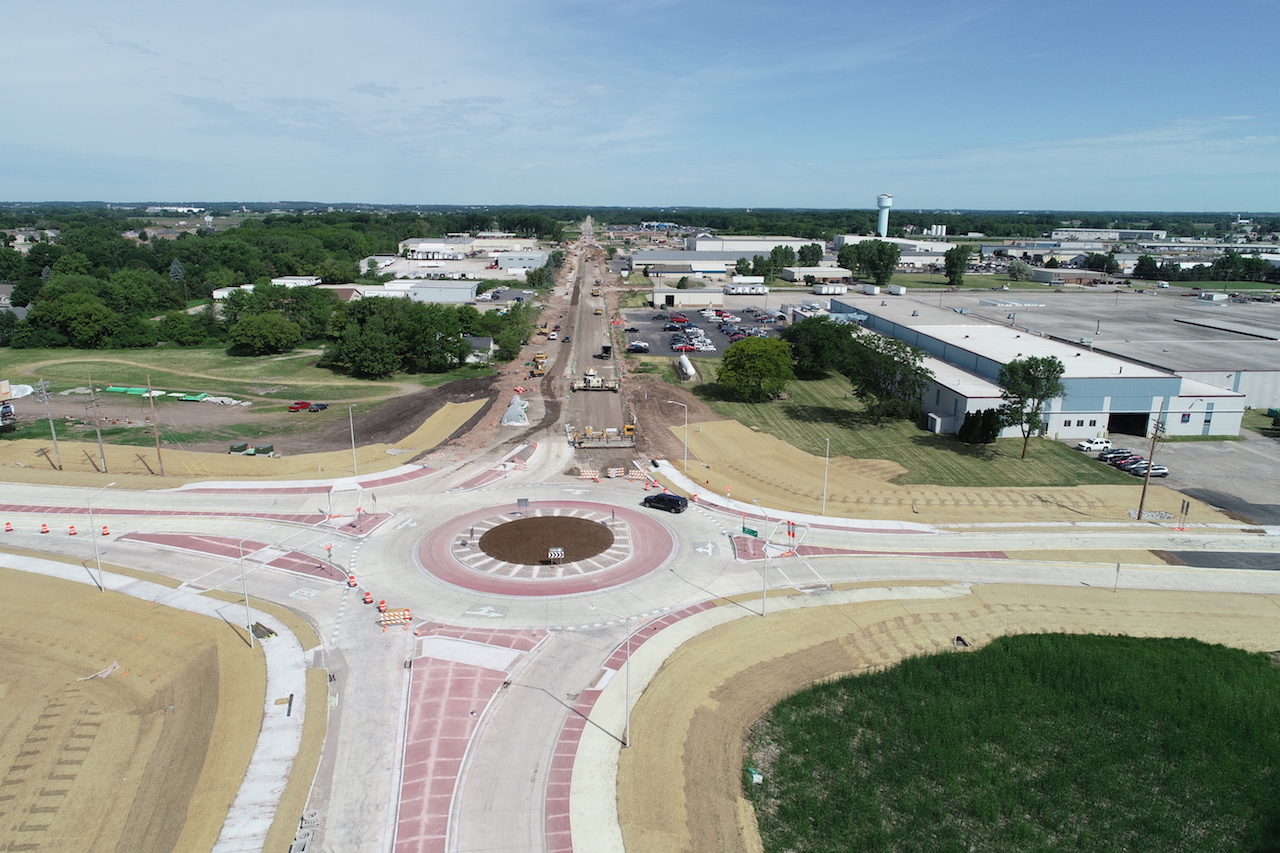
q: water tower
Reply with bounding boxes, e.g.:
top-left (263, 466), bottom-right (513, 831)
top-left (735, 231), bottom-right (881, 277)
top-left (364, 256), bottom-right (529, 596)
top-left (876, 194), bottom-right (893, 237)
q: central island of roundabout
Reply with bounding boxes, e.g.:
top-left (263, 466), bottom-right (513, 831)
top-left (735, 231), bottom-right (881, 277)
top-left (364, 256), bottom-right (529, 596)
top-left (416, 500), bottom-right (677, 595)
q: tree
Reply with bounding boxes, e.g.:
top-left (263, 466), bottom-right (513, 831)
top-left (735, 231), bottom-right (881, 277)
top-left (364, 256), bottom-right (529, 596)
top-left (1132, 255), bottom-right (1160, 280)
top-left (169, 257), bottom-right (186, 282)
top-left (1082, 252), bottom-right (1120, 275)
top-left (840, 240), bottom-right (900, 287)
top-left (845, 327), bottom-right (933, 423)
top-left (998, 356), bottom-right (1066, 459)
top-left (781, 315), bottom-right (853, 377)
top-left (716, 337), bottom-right (794, 402)
top-left (769, 245), bottom-right (797, 273)
top-left (735, 257), bottom-right (753, 277)
top-left (958, 408), bottom-right (1001, 444)
top-left (1008, 259), bottom-right (1033, 281)
top-left (1045, 257), bottom-right (1060, 269)
top-left (797, 243), bottom-right (823, 267)
top-left (676, 276), bottom-right (690, 289)
top-left (228, 311), bottom-right (302, 355)
top-left (943, 244), bottom-right (972, 287)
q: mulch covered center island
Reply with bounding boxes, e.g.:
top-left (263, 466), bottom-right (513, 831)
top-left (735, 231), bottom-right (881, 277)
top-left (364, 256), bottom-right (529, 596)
top-left (478, 516), bottom-right (615, 565)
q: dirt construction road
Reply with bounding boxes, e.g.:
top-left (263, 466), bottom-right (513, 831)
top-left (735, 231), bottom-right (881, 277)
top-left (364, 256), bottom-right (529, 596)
top-left (617, 583), bottom-right (1280, 853)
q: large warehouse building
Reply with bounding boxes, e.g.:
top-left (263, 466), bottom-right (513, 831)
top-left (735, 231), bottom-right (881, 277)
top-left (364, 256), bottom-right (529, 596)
top-left (829, 293), bottom-right (1251, 440)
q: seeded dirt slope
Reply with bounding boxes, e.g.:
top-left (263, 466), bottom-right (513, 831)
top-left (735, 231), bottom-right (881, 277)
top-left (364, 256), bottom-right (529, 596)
top-left (0, 567), bottom-right (266, 853)
top-left (617, 583), bottom-right (1280, 853)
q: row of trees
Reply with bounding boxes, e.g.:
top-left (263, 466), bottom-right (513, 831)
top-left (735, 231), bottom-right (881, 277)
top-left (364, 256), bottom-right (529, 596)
top-left (723, 316), bottom-right (1067, 458)
top-left (733, 244), bottom-right (825, 278)
top-left (320, 298), bottom-right (537, 378)
top-left (1132, 250), bottom-right (1280, 283)
top-left (0, 209), bottom-right (566, 306)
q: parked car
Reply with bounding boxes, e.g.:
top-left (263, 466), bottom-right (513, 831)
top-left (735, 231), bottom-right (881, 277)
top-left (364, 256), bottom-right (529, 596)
top-left (1077, 438), bottom-right (1112, 451)
top-left (1132, 465), bottom-right (1170, 477)
top-left (652, 313), bottom-right (668, 320)
top-left (288, 401), bottom-right (311, 412)
top-left (642, 493), bottom-right (688, 513)
top-left (662, 323), bottom-right (682, 331)
top-left (670, 316), bottom-right (688, 323)
top-left (1115, 457), bottom-right (1148, 470)
top-left (1097, 448), bottom-right (1133, 461)
top-left (672, 343), bottom-right (695, 352)
top-left (626, 342), bottom-right (650, 353)
top-left (308, 403), bottom-right (329, 412)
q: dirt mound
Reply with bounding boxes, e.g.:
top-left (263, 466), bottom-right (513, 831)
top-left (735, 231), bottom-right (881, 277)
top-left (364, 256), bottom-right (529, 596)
top-left (478, 516), bottom-right (614, 564)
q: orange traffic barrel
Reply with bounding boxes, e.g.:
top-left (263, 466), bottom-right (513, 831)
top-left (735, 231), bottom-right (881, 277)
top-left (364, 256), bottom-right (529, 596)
top-left (3, 521), bottom-right (11, 532)
top-left (363, 592), bottom-right (373, 605)
top-left (40, 523), bottom-right (49, 534)
top-left (347, 574), bottom-right (357, 588)
top-left (377, 600), bottom-right (387, 613)
top-left (102, 525), bottom-right (109, 536)
top-left (69, 525), bottom-right (77, 536)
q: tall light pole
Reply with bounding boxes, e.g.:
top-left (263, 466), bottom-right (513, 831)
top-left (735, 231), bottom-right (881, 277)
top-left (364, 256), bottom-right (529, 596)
top-left (666, 400), bottom-right (688, 473)
top-left (590, 605), bottom-right (634, 748)
top-left (821, 437), bottom-right (831, 516)
top-left (237, 534), bottom-right (259, 650)
top-left (87, 482), bottom-right (116, 592)
top-left (348, 405), bottom-right (358, 475)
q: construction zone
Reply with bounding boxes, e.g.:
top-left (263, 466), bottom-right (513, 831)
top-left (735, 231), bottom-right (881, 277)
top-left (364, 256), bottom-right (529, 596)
top-left (567, 423), bottom-right (636, 448)
top-left (571, 369), bottom-right (620, 392)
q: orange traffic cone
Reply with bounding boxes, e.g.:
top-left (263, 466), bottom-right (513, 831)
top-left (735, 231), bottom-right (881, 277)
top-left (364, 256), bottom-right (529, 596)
top-left (101, 525), bottom-right (109, 536)
top-left (69, 525), bottom-right (77, 536)
top-left (378, 600), bottom-right (387, 613)
top-left (347, 574), bottom-right (357, 588)
top-left (363, 592), bottom-right (373, 605)
top-left (40, 523), bottom-right (49, 534)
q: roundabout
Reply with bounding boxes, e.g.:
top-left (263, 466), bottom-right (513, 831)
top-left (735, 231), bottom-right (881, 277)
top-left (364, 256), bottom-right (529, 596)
top-left (416, 500), bottom-right (677, 596)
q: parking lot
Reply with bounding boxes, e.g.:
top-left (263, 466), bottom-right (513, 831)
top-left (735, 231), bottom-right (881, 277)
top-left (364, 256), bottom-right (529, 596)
top-left (619, 305), bottom-right (785, 359)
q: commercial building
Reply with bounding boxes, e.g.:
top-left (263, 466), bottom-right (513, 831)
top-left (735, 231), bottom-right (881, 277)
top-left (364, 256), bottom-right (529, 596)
top-left (779, 266), bottom-right (848, 282)
top-left (829, 294), bottom-right (1247, 439)
top-left (683, 235), bottom-right (817, 254)
top-left (650, 287), bottom-right (724, 309)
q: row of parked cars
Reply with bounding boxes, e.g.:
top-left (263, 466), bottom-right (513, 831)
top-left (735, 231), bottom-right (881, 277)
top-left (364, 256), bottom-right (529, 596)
top-left (1076, 438), bottom-right (1169, 477)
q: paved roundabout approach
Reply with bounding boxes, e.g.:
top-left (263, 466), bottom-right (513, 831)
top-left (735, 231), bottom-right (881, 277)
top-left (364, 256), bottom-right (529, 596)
top-left (416, 500), bottom-right (677, 596)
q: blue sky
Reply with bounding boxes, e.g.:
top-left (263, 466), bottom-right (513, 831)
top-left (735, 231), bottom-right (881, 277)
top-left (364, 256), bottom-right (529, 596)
top-left (3, 0), bottom-right (1277, 210)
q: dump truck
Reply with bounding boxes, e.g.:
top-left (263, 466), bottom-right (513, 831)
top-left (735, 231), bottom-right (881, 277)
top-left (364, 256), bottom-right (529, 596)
top-left (571, 369), bottom-right (620, 392)
top-left (530, 351), bottom-right (548, 377)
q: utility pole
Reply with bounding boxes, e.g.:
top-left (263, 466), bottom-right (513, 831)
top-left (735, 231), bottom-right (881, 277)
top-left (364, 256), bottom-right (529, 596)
top-left (1136, 400), bottom-right (1165, 521)
top-left (87, 370), bottom-right (108, 474)
top-left (35, 380), bottom-right (63, 470)
top-left (147, 374), bottom-right (164, 476)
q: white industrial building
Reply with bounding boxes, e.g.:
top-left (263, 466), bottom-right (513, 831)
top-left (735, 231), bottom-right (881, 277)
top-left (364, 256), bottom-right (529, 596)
top-left (828, 296), bottom-right (1245, 440)
top-left (651, 287), bottom-right (724, 309)
top-left (834, 235), bottom-right (956, 254)
top-left (780, 266), bottom-right (848, 282)
top-left (683, 234), bottom-right (818, 254)
top-left (270, 276), bottom-right (323, 288)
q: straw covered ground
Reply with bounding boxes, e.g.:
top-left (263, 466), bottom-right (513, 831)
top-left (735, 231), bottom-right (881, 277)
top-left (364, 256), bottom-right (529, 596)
top-left (0, 567), bottom-right (266, 853)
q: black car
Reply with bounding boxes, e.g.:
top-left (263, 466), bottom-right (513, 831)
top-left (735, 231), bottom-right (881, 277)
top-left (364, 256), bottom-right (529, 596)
top-left (643, 493), bottom-right (688, 513)
top-left (652, 313), bottom-right (668, 320)
top-left (662, 323), bottom-right (682, 331)
top-left (624, 326), bottom-right (639, 333)
top-left (1097, 448), bottom-right (1133, 461)
top-left (308, 403), bottom-right (329, 412)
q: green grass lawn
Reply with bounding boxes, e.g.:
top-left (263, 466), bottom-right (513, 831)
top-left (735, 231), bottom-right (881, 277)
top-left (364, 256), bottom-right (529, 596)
top-left (1242, 408), bottom-right (1280, 439)
top-left (746, 634), bottom-right (1280, 853)
top-left (696, 372), bottom-right (1133, 488)
top-left (0, 347), bottom-right (491, 404)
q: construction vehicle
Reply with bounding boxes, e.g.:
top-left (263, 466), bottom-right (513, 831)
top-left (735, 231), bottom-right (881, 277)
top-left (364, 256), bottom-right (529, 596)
top-left (571, 424), bottom-right (636, 448)
top-left (593, 341), bottom-right (613, 360)
top-left (571, 369), bottom-right (620, 392)
top-left (530, 351), bottom-right (548, 377)
top-left (591, 287), bottom-right (602, 297)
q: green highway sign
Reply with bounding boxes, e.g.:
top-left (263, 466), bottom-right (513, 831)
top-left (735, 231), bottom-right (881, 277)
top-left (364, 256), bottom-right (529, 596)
top-left (742, 526), bottom-right (758, 537)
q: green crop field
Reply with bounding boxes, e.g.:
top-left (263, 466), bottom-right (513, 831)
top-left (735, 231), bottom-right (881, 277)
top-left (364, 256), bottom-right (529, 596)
top-left (697, 373), bottom-right (1134, 488)
top-left (746, 634), bottom-right (1280, 853)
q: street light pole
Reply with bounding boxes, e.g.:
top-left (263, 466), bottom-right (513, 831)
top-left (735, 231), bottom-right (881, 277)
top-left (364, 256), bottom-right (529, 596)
top-left (87, 482), bottom-right (116, 592)
top-left (822, 437), bottom-right (830, 516)
top-left (238, 535), bottom-right (256, 650)
top-left (590, 605), bottom-right (633, 747)
top-left (348, 405), bottom-right (358, 475)
top-left (666, 400), bottom-right (688, 473)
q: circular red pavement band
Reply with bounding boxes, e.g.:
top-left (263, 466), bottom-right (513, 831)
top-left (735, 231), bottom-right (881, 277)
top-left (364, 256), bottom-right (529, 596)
top-left (415, 500), bottom-right (677, 596)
